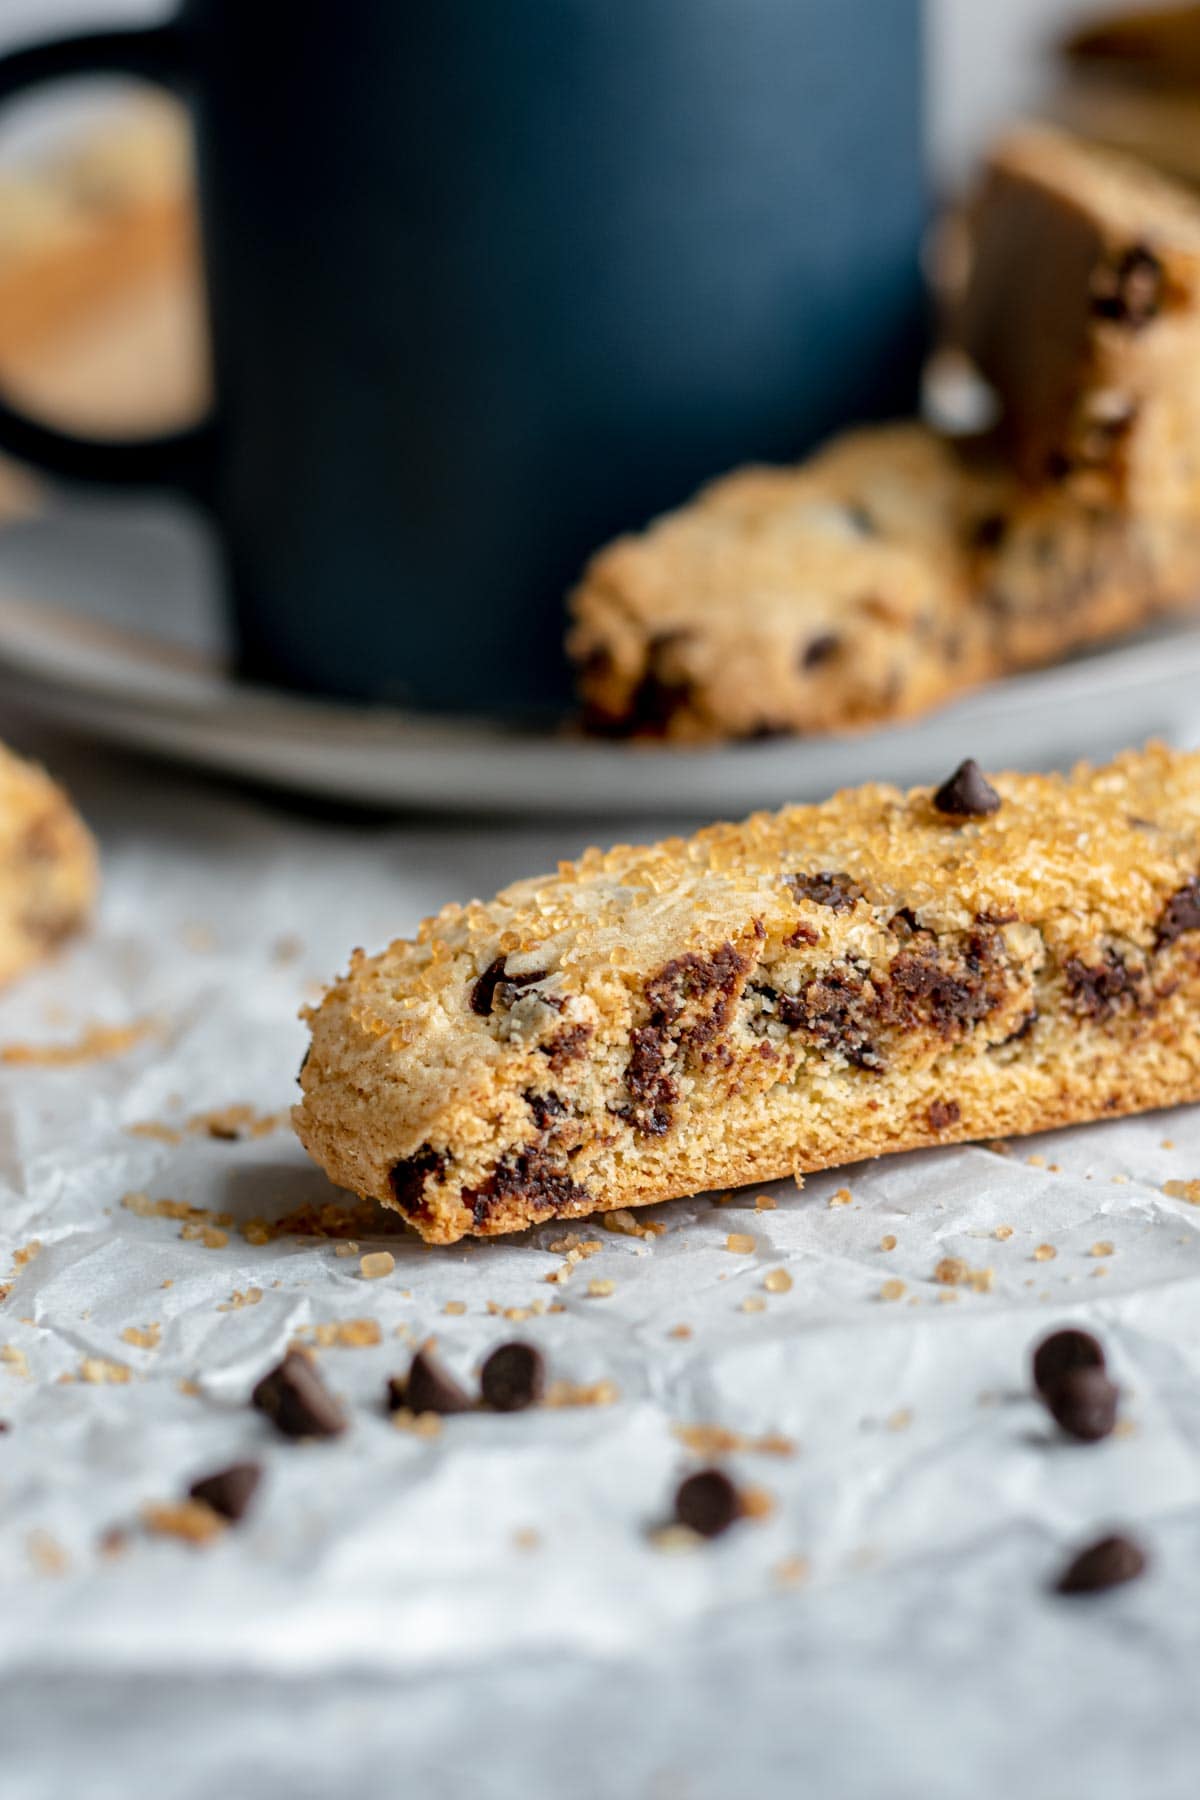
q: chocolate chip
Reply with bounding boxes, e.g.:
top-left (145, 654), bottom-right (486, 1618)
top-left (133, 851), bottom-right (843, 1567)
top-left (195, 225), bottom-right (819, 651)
top-left (1032, 1327), bottom-right (1106, 1398)
top-left (971, 512), bottom-right (1008, 551)
top-left (674, 1468), bottom-right (742, 1538)
top-left (526, 1090), bottom-right (568, 1133)
top-left (1156, 878), bottom-right (1200, 947)
top-left (933, 759), bottom-right (1001, 818)
top-left (1064, 951), bottom-right (1137, 1018)
top-left (800, 633), bottom-right (841, 671)
top-left (468, 1148), bottom-right (591, 1229)
top-left (787, 871), bottom-right (865, 912)
top-left (1091, 244), bottom-right (1164, 328)
top-left (388, 1146), bottom-right (447, 1222)
top-left (394, 1348), bottom-right (474, 1416)
top-left (251, 1351), bottom-right (346, 1440)
top-left (188, 1461), bottom-right (262, 1522)
top-left (1043, 1366), bottom-right (1119, 1443)
top-left (0, 1420), bottom-right (9, 1433)
top-left (540, 1022), bottom-right (593, 1071)
top-left (927, 1097), bottom-right (961, 1131)
top-left (1055, 1533), bottom-right (1147, 1595)
top-left (470, 957), bottom-right (545, 1017)
top-left (480, 1341), bottom-right (545, 1412)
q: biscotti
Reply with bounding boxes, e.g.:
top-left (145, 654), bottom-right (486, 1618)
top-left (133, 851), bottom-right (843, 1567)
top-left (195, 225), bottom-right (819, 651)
top-left (569, 424), bottom-right (993, 740)
top-left (295, 744), bottom-right (1200, 1244)
top-left (958, 124), bottom-right (1200, 509)
top-left (568, 420), bottom-right (1200, 742)
top-left (0, 745), bottom-right (96, 986)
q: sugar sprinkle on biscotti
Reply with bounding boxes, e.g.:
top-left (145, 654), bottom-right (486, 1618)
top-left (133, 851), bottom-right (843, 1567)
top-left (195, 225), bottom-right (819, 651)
top-left (295, 744), bottom-right (1200, 1244)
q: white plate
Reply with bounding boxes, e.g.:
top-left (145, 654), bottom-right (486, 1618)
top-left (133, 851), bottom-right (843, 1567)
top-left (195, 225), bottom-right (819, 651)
top-left (0, 496), bottom-right (1198, 816)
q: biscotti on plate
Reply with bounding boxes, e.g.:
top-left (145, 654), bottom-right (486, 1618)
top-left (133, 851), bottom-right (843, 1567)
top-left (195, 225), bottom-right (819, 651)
top-left (0, 744), bottom-right (96, 986)
top-left (958, 124), bottom-right (1200, 509)
top-left (568, 420), bottom-right (1200, 742)
top-left (295, 744), bottom-right (1200, 1244)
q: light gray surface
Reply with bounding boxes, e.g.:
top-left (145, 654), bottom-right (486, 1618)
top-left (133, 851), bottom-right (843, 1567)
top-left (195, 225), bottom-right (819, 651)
top-left (0, 732), bottom-right (1197, 1800)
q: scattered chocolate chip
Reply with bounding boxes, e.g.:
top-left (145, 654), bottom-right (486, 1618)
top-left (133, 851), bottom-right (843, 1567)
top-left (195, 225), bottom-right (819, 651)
top-left (933, 759), bottom-right (1001, 818)
top-left (783, 922), bottom-right (820, 948)
top-left (927, 1097), bottom-right (961, 1132)
top-left (188, 1461), bottom-right (262, 1523)
top-left (1055, 1532), bottom-right (1147, 1595)
top-left (251, 1351), bottom-right (346, 1440)
top-left (1043, 1366), bottom-right (1120, 1443)
top-left (480, 1341), bottom-right (545, 1412)
top-left (0, 1420), bottom-right (9, 1433)
top-left (1032, 1327), bottom-right (1106, 1398)
top-left (800, 632), bottom-right (841, 670)
top-left (787, 871), bottom-right (865, 912)
top-left (1156, 878), bottom-right (1200, 947)
top-left (397, 1348), bottom-right (474, 1416)
top-left (1091, 244), bottom-right (1164, 328)
top-left (674, 1468), bottom-right (742, 1538)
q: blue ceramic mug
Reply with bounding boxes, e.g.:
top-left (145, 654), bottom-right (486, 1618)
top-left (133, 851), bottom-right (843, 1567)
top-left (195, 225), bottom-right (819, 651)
top-left (0, 0), bottom-right (926, 713)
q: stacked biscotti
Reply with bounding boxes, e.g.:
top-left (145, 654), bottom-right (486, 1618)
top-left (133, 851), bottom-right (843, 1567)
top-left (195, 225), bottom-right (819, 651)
top-left (296, 744), bottom-right (1200, 1243)
top-left (570, 126), bottom-right (1200, 742)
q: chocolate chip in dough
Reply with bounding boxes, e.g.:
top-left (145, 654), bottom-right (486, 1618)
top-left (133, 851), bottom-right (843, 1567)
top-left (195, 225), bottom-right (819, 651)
top-left (1156, 878), bottom-right (1200, 947)
top-left (188, 1461), bottom-right (262, 1522)
top-left (674, 1468), bottom-right (742, 1539)
top-left (786, 871), bottom-right (864, 912)
top-left (1091, 244), bottom-right (1164, 328)
top-left (251, 1351), bottom-right (346, 1440)
top-left (1055, 1532), bottom-right (1147, 1595)
top-left (1043, 1366), bottom-right (1119, 1443)
top-left (1032, 1327), bottom-right (1106, 1399)
top-left (933, 759), bottom-right (1001, 818)
top-left (800, 632), bottom-right (841, 670)
top-left (480, 1341), bottom-right (545, 1413)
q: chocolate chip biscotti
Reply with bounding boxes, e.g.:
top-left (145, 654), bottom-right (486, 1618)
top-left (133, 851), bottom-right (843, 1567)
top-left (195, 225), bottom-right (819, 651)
top-left (295, 744), bottom-right (1200, 1244)
top-left (958, 125), bottom-right (1200, 509)
top-left (569, 424), bottom-right (993, 740)
top-left (568, 420), bottom-right (1200, 742)
top-left (0, 744), bottom-right (96, 986)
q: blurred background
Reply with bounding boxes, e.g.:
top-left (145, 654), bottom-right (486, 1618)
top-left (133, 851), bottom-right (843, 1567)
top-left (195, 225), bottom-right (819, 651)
top-left (2, 0), bottom-right (1200, 812)
top-left (0, 0), bottom-right (1112, 475)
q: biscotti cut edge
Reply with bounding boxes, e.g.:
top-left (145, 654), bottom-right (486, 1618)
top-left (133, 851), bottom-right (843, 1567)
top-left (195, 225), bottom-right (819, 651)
top-left (294, 744), bottom-right (1200, 1243)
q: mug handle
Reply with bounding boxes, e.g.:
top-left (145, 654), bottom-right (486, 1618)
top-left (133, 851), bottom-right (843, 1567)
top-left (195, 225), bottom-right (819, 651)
top-left (0, 24), bottom-right (215, 496)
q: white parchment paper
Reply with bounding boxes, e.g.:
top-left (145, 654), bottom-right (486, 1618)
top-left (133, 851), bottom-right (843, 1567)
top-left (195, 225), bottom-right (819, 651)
top-left (0, 731), bottom-right (1198, 1800)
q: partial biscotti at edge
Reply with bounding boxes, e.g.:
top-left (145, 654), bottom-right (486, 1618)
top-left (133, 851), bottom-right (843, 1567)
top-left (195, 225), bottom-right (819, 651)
top-left (959, 124), bottom-right (1200, 508)
top-left (0, 743), bottom-right (96, 985)
top-left (295, 744), bottom-right (1200, 1244)
top-left (567, 421), bottom-right (1200, 742)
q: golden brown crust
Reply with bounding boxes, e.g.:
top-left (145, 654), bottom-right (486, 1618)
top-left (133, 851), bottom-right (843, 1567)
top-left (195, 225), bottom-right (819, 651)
top-left (295, 745), bottom-right (1200, 1244)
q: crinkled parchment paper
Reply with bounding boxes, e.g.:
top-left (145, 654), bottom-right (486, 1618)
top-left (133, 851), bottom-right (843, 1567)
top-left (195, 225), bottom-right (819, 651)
top-left (0, 734), bottom-right (1199, 1800)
